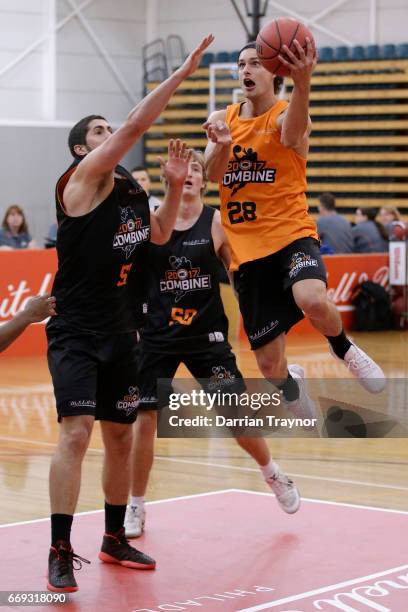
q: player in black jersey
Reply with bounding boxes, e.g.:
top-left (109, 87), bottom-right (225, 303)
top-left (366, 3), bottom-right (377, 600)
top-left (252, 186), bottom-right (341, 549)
top-left (124, 151), bottom-right (301, 539)
top-left (45, 34), bottom-right (214, 593)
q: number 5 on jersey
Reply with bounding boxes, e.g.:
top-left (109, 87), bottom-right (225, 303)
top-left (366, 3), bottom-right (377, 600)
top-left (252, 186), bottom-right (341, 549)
top-left (117, 263), bottom-right (133, 286)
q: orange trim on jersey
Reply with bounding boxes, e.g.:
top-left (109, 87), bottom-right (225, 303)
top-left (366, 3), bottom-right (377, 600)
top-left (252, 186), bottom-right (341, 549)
top-left (56, 166), bottom-right (77, 212)
top-left (219, 100), bottom-right (318, 271)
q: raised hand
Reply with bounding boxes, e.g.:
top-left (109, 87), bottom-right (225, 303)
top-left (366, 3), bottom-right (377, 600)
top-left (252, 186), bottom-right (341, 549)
top-left (202, 119), bottom-right (232, 146)
top-left (278, 37), bottom-right (318, 86)
top-left (177, 34), bottom-right (215, 79)
top-left (158, 139), bottom-right (193, 187)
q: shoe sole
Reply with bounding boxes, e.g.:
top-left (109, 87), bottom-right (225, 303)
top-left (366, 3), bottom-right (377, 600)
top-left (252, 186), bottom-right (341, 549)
top-left (98, 551), bottom-right (155, 569)
top-left (47, 582), bottom-right (78, 593)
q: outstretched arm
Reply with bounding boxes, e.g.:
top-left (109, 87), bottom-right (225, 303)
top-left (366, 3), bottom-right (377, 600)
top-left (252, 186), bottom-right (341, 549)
top-left (0, 294), bottom-right (56, 353)
top-left (203, 109), bottom-right (232, 182)
top-left (150, 139), bottom-right (192, 245)
top-left (276, 38), bottom-right (316, 155)
top-left (65, 34), bottom-right (214, 215)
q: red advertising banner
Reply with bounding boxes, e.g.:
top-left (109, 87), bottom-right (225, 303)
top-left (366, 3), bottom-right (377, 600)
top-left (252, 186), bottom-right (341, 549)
top-left (0, 249), bottom-right (57, 357)
top-left (0, 250), bottom-right (390, 356)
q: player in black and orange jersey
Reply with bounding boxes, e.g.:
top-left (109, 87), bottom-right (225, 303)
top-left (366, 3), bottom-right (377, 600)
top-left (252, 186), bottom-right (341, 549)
top-left (45, 35), bottom-right (214, 593)
top-left (204, 41), bottom-right (385, 423)
top-left (124, 150), bottom-right (301, 540)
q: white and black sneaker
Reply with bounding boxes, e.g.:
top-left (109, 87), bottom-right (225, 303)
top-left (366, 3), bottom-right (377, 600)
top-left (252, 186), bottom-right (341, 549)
top-left (124, 505), bottom-right (146, 538)
top-left (281, 365), bottom-right (317, 426)
top-left (265, 464), bottom-right (301, 514)
top-left (330, 344), bottom-right (386, 394)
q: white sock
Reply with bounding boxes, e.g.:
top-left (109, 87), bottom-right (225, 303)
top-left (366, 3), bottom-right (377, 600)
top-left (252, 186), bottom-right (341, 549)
top-left (130, 496), bottom-right (145, 509)
top-left (260, 459), bottom-right (279, 481)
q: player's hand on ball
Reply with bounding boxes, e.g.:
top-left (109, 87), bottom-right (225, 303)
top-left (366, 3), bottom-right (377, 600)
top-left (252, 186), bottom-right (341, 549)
top-left (278, 37), bottom-right (317, 85)
top-left (177, 34), bottom-right (215, 79)
top-left (23, 294), bottom-right (57, 322)
top-left (158, 139), bottom-right (192, 187)
top-left (202, 120), bottom-right (232, 146)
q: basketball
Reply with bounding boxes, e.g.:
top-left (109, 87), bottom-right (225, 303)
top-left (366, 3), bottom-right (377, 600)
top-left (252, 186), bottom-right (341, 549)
top-left (256, 17), bottom-right (316, 76)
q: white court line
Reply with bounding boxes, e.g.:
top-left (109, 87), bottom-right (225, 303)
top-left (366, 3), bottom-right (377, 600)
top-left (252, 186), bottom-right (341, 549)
top-left (231, 488), bottom-right (408, 515)
top-left (1, 434), bottom-right (408, 493)
top-left (0, 489), bottom-right (236, 529)
top-left (237, 563), bottom-right (408, 611)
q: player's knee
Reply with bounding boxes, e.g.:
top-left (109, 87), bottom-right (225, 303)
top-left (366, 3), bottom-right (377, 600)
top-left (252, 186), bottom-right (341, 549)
top-left (256, 351), bottom-right (285, 378)
top-left (61, 425), bottom-right (91, 456)
top-left (297, 292), bottom-right (328, 319)
top-left (136, 410), bottom-right (157, 437)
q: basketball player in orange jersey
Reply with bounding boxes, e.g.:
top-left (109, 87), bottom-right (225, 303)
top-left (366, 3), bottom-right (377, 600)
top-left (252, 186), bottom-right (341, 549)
top-left (203, 39), bottom-right (385, 418)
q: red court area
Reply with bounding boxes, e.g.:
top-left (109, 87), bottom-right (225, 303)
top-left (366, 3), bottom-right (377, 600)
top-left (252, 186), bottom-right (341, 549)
top-left (1, 490), bottom-right (407, 612)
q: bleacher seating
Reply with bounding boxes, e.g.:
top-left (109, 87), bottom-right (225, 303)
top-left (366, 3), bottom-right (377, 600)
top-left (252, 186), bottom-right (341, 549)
top-left (144, 43), bottom-right (408, 219)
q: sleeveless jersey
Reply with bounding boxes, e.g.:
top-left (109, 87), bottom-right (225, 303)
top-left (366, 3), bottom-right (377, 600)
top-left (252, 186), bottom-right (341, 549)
top-left (141, 206), bottom-right (229, 354)
top-left (219, 100), bottom-right (318, 271)
top-left (50, 161), bottom-right (150, 334)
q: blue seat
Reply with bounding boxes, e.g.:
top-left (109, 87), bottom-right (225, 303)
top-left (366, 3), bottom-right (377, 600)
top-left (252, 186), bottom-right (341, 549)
top-left (201, 52), bottom-right (214, 67)
top-left (382, 44), bottom-right (396, 59)
top-left (215, 51), bottom-right (230, 63)
top-left (334, 46), bottom-right (349, 61)
top-left (351, 45), bottom-right (365, 60)
top-left (397, 43), bottom-right (408, 58)
top-left (229, 50), bottom-right (240, 63)
top-left (318, 46), bottom-right (334, 62)
top-left (366, 44), bottom-right (380, 60)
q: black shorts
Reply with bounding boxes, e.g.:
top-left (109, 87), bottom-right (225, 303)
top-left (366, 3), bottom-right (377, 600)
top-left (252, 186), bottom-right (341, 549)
top-left (138, 345), bottom-right (246, 410)
top-left (47, 320), bottom-right (140, 423)
top-left (235, 237), bottom-right (327, 350)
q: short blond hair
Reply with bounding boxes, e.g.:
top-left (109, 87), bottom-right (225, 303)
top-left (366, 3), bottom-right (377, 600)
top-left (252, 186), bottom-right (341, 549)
top-left (160, 148), bottom-right (207, 196)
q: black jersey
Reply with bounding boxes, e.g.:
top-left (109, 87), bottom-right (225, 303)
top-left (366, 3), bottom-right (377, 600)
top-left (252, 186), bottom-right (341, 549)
top-left (141, 205), bottom-right (229, 353)
top-left (50, 161), bottom-right (150, 334)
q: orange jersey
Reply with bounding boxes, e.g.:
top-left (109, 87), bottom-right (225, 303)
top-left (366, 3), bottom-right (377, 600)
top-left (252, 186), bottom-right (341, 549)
top-left (219, 100), bottom-right (318, 271)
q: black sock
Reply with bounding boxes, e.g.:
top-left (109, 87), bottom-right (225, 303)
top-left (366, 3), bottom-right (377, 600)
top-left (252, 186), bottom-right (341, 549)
top-left (51, 513), bottom-right (73, 546)
top-left (275, 371), bottom-right (299, 402)
top-left (104, 502), bottom-right (127, 535)
top-left (326, 330), bottom-right (352, 359)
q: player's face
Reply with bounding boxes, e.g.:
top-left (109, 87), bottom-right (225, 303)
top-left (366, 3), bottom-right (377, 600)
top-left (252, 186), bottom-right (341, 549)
top-left (84, 119), bottom-right (113, 151)
top-left (132, 170), bottom-right (151, 195)
top-left (183, 160), bottom-right (204, 198)
top-left (238, 48), bottom-right (275, 99)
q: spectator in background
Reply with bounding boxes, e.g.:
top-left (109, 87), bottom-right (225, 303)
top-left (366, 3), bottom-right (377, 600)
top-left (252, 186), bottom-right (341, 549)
top-left (44, 221), bottom-right (57, 249)
top-left (131, 166), bottom-right (162, 212)
top-left (317, 192), bottom-right (353, 254)
top-left (0, 205), bottom-right (37, 250)
top-left (352, 207), bottom-right (388, 253)
top-left (378, 206), bottom-right (402, 238)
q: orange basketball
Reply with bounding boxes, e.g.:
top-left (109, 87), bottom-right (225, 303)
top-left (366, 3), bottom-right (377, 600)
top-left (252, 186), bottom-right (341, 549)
top-left (256, 17), bottom-right (316, 77)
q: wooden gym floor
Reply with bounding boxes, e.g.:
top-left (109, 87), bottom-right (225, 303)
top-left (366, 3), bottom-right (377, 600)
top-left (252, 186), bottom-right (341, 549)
top-left (0, 330), bottom-right (407, 526)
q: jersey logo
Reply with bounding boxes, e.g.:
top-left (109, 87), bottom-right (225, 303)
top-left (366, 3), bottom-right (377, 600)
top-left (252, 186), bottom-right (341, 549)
top-left (113, 206), bottom-right (150, 259)
top-left (159, 255), bottom-right (211, 302)
top-left (223, 145), bottom-right (276, 196)
top-left (288, 251), bottom-right (319, 279)
top-left (116, 386), bottom-right (140, 416)
top-left (207, 365), bottom-right (236, 391)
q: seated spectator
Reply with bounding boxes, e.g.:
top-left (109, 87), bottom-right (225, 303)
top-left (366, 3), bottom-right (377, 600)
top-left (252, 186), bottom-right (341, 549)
top-left (131, 165), bottom-right (162, 212)
top-left (0, 205), bottom-right (37, 250)
top-left (317, 192), bottom-right (353, 253)
top-left (352, 207), bottom-right (388, 253)
top-left (44, 221), bottom-right (57, 249)
top-left (378, 206), bottom-right (402, 238)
